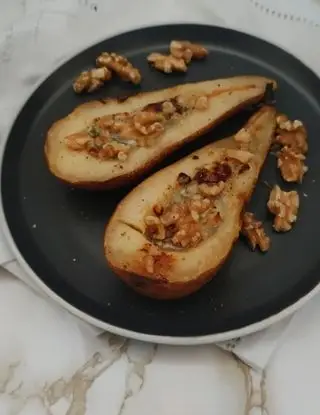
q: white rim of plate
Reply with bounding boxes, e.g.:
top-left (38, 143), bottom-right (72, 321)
top-left (1, 21), bottom-right (320, 346)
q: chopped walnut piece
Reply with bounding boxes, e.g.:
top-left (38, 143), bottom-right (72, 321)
top-left (73, 67), bottom-right (112, 93)
top-left (160, 211), bottom-right (180, 226)
top-left (147, 52), bottom-right (187, 73)
top-left (96, 52), bottom-right (141, 84)
top-left (234, 128), bottom-right (252, 145)
top-left (275, 128), bottom-right (308, 154)
top-left (190, 210), bottom-right (200, 222)
top-left (276, 114), bottom-right (289, 126)
top-left (162, 101), bottom-right (176, 114)
top-left (173, 94), bottom-right (209, 111)
top-left (205, 210), bottom-right (222, 227)
top-left (65, 134), bottom-right (90, 150)
top-left (279, 119), bottom-right (303, 132)
top-left (133, 112), bottom-right (165, 136)
top-left (170, 40), bottom-right (208, 62)
top-left (267, 185), bottom-right (300, 232)
top-left (242, 212), bottom-right (270, 252)
top-left (144, 216), bottom-right (166, 240)
top-left (117, 151), bottom-right (128, 162)
top-left (144, 160), bottom-right (231, 249)
top-left (199, 181), bottom-right (225, 197)
top-left (172, 227), bottom-right (202, 248)
top-left (183, 181), bottom-right (199, 197)
top-left (100, 144), bottom-right (117, 158)
top-left (274, 114), bottom-right (308, 183)
top-left (189, 198), bottom-right (211, 213)
top-left (194, 95), bottom-right (209, 110)
top-left (277, 146), bottom-right (308, 183)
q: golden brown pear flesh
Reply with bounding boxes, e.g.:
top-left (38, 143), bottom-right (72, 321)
top-left (45, 76), bottom-right (276, 189)
top-left (105, 106), bottom-right (277, 299)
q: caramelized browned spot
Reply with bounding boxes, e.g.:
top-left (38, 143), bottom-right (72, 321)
top-left (209, 84), bottom-right (258, 98)
top-left (145, 224), bottom-right (159, 239)
top-left (177, 172), bottom-right (191, 185)
top-left (143, 244), bottom-right (174, 275)
top-left (194, 163), bottom-right (232, 185)
top-left (239, 163), bottom-right (250, 174)
top-left (153, 204), bottom-right (164, 216)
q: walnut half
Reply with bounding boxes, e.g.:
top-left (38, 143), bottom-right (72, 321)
top-left (267, 185), bottom-right (300, 232)
top-left (242, 212), bottom-right (270, 252)
top-left (147, 53), bottom-right (187, 73)
top-left (147, 40), bottom-right (208, 74)
top-left (96, 52), bottom-right (141, 84)
top-left (170, 40), bottom-right (208, 63)
top-left (277, 146), bottom-right (308, 183)
top-left (73, 67), bottom-right (112, 93)
top-left (274, 113), bottom-right (308, 183)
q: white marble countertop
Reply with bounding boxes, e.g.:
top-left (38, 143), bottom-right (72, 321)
top-left (1, 1), bottom-right (320, 414)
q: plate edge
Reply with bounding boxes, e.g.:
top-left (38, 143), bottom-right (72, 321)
top-left (0, 21), bottom-right (319, 345)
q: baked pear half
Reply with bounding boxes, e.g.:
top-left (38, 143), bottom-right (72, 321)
top-left (105, 106), bottom-right (277, 299)
top-left (45, 76), bottom-right (276, 189)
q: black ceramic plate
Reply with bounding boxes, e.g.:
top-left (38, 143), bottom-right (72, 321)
top-left (2, 24), bottom-right (320, 344)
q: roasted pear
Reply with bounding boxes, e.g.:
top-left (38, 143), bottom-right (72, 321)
top-left (104, 106), bottom-right (277, 299)
top-left (45, 76), bottom-right (276, 189)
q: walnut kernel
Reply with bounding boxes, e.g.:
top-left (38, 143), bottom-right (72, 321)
top-left (277, 146), bottom-right (308, 183)
top-left (267, 185), bottom-right (299, 232)
top-left (65, 134), bottom-right (90, 150)
top-left (275, 128), bottom-right (308, 154)
top-left (73, 67), bottom-right (112, 93)
top-left (162, 101), bottom-right (176, 114)
top-left (144, 216), bottom-right (165, 240)
top-left (147, 53), bottom-right (187, 73)
top-left (96, 52), bottom-right (141, 84)
top-left (276, 114), bottom-right (289, 126)
top-left (194, 95), bottom-right (209, 110)
top-left (199, 181), bottom-right (225, 197)
top-left (133, 112), bottom-right (165, 136)
top-left (242, 212), bottom-right (270, 252)
top-left (160, 211), bottom-right (180, 226)
top-left (117, 151), bottom-right (128, 162)
top-left (170, 40), bottom-right (208, 62)
top-left (278, 119), bottom-right (303, 132)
